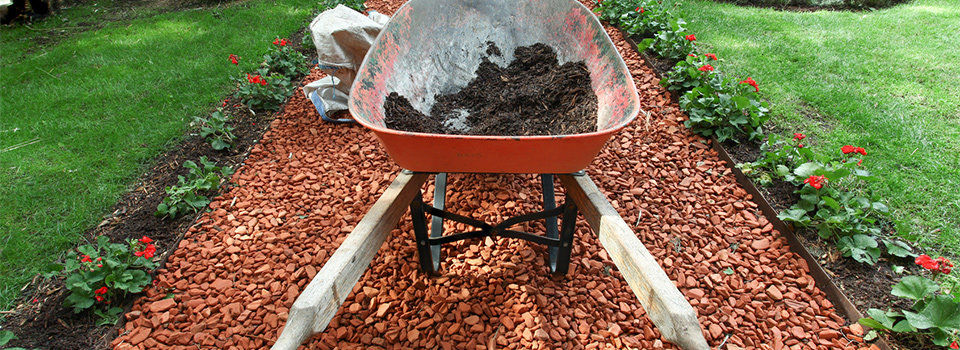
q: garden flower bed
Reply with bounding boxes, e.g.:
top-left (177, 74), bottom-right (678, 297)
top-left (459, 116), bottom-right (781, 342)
top-left (102, 0), bottom-right (873, 349)
top-left (592, 0), bottom-right (959, 348)
top-left (5, 0), bottom-right (955, 349)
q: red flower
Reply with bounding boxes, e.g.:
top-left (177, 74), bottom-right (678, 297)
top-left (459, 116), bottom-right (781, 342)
top-left (855, 147), bottom-right (867, 156)
top-left (915, 254), bottom-right (939, 270)
top-left (246, 74), bottom-right (266, 85)
top-left (841, 145), bottom-right (856, 154)
top-left (705, 53), bottom-right (717, 60)
top-left (937, 257), bottom-right (953, 274)
top-left (950, 340), bottom-right (958, 349)
top-left (228, 54), bottom-right (239, 65)
top-left (685, 34), bottom-right (696, 41)
top-left (794, 133), bottom-right (806, 142)
top-left (142, 244), bottom-right (157, 259)
top-left (272, 38), bottom-right (280, 45)
top-left (739, 77), bottom-right (759, 92)
top-left (698, 64), bottom-right (714, 72)
top-left (636, 6), bottom-right (640, 12)
top-left (96, 264), bottom-right (103, 268)
top-left (95, 286), bottom-right (108, 295)
top-left (81, 255), bottom-right (92, 263)
top-left (139, 236), bottom-right (152, 244)
top-left (640, 7), bottom-right (645, 13)
top-left (857, 159), bottom-right (863, 166)
top-left (280, 39), bottom-right (288, 46)
top-left (803, 175), bottom-right (826, 189)
top-left (797, 144), bottom-right (804, 148)
top-left (688, 54), bottom-right (697, 57)
top-left (95, 296), bottom-right (104, 302)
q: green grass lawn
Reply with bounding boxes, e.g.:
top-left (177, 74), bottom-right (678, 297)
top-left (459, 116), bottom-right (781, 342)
top-left (0, 0), bottom-right (319, 309)
top-left (678, 0), bottom-right (960, 260)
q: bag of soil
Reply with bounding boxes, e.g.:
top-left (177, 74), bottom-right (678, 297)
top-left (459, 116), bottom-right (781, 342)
top-left (303, 5), bottom-right (389, 122)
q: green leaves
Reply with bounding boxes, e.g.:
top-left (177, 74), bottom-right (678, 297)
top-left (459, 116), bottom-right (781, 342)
top-left (195, 110), bottom-right (236, 151)
top-left (0, 330), bottom-right (15, 346)
top-left (838, 234), bottom-right (881, 265)
top-left (48, 237), bottom-right (158, 324)
top-left (892, 275), bottom-right (940, 301)
top-left (793, 162), bottom-right (821, 178)
top-left (882, 239), bottom-right (915, 258)
top-left (233, 68), bottom-right (296, 112)
top-left (156, 157), bottom-right (233, 218)
top-left (680, 76), bottom-right (768, 143)
top-left (902, 295), bottom-right (960, 331)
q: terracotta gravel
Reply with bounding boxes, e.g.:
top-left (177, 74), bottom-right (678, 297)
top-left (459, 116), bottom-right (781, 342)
top-left (110, 1), bottom-right (876, 349)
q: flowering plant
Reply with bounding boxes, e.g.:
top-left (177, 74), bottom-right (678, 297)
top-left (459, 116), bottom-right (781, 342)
top-left (232, 68), bottom-right (295, 111)
top-left (860, 255), bottom-right (960, 347)
top-left (637, 17), bottom-right (697, 62)
top-left (775, 143), bottom-right (906, 264)
top-left (595, 0), bottom-right (674, 37)
top-left (679, 74), bottom-right (769, 142)
top-left (43, 236), bottom-right (159, 324)
top-left (264, 37), bottom-right (309, 81)
top-left (737, 133), bottom-right (814, 186)
top-left (661, 53), bottom-right (722, 93)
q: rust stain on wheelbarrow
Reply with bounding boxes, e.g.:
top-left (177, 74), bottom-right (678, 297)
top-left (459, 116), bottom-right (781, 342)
top-left (349, 0), bottom-right (640, 174)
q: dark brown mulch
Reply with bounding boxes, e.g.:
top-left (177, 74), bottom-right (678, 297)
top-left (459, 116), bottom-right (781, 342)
top-left (384, 43), bottom-right (598, 136)
top-left (0, 28), bottom-right (317, 350)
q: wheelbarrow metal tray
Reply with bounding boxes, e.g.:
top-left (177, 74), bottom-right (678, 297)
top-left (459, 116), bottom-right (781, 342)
top-left (349, 0), bottom-right (640, 174)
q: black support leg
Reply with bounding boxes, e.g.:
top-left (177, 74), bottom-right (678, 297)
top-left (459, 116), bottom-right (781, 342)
top-left (542, 174), bottom-right (561, 270)
top-left (552, 195), bottom-right (577, 275)
top-left (429, 173), bottom-right (447, 271)
top-left (410, 191), bottom-right (436, 275)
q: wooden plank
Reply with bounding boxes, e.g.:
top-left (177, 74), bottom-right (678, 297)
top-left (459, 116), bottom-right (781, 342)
top-left (272, 171), bottom-right (428, 350)
top-left (559, 174), bottom-right (708, 350)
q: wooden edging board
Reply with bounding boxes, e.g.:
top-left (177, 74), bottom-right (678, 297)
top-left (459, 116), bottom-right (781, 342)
top-left (272, 172), bottom-right (429, 350)
top-left (560, 174), bottom-right (709, 350)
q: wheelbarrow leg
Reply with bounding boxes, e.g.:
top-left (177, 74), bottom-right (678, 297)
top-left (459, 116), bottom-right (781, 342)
top-left (552, 194), bottom-right (577, 274)
top-left (429, 173), bottom-right (447, 271)
top-left (541, 174), bottom-right (560, 267)
top-left (410, 191), bottom-right (437, 275)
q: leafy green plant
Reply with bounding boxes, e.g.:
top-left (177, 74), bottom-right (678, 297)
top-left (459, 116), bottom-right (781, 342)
top-left (156, 157), bottom-right (234, 218)
top-left (194, 110), bottom-right (236, 151)
top-left (320, 0), bottom-right (366, 12)
top-left (638, 19), bottom-right (697, 62)
top-left (679, 75), bottom-right (769, 142)
top-left (737, 133), bottom-right (813, 186)
top-left (860, 255), bottom-right (960, 347)
top-left (42, 236), bottom-right (158, 325)
top-left (661, 52), bottom-right (721, 93)
top-left (264, 37), bottom-right (309, 81)
top-left (232, 68), bottom-right (295, 112)
top-left (596, 0), bottom-right (681, 37)
top-left (775, 145), bottom-right (908, 264)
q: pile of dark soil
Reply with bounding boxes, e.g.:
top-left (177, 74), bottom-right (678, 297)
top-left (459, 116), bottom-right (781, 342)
top-left (384, 43), bottom-right (598, 136)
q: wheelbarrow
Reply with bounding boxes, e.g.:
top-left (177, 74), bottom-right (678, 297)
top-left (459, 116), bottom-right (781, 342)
top-left (273, 0), bottom-right (708, 348)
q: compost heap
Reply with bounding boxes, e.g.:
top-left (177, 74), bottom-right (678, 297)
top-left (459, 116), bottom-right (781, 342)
top-left (384, 43), bottom-right (598, 136)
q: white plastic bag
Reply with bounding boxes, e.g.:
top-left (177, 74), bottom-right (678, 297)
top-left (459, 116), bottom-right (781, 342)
top-left (303, 5), bottom-right (389, 121)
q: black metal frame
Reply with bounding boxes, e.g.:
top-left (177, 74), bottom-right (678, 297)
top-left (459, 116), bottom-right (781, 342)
top-left (409, 173), bottom-right (578, 275)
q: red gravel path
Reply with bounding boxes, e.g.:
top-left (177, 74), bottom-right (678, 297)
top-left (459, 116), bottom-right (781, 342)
top-left (111, 1), bottom-right (872, 349)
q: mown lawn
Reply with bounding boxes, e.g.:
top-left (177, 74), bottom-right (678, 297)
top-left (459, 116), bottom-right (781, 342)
top-left (0, 0), bottom-right (319, 309)
top-left (677, 0), bottom-right (960, 263)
